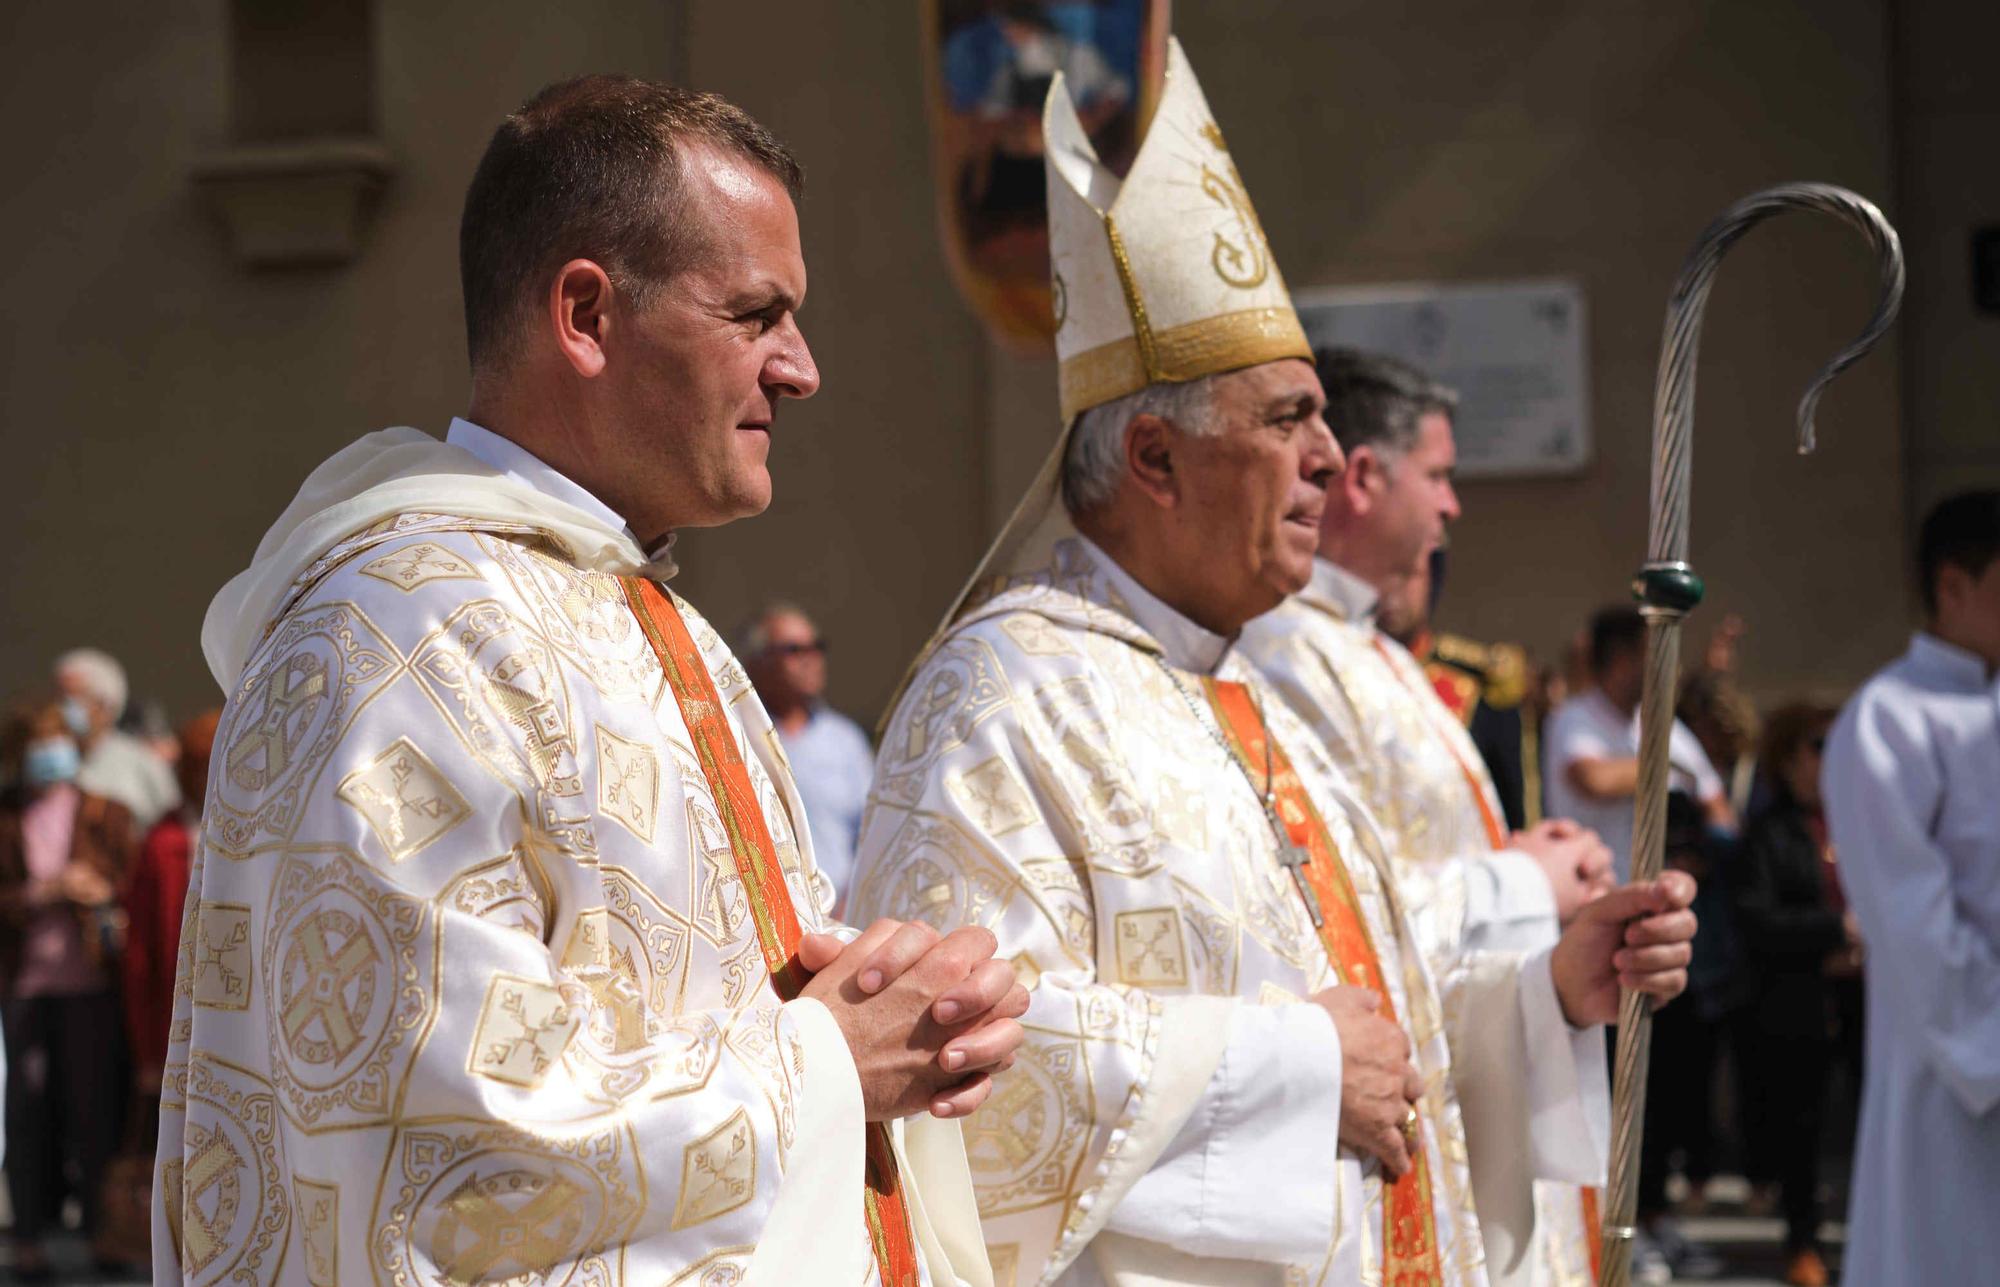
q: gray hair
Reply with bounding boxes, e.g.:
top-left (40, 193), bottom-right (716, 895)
top-left (1060, 376), bottom-right (1219, 516)
top-left (55, 647), bottom-right (128, 718)
top-left (1314, 347), bottom-right (1458, 462)
top-left (733, 601), bottom-right (815, 660)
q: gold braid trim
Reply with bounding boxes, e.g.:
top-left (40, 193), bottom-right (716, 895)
top-left (1057, 305), bottom-right (1313, 422)
top-left (1103, 213), bottom-right (1159, 382)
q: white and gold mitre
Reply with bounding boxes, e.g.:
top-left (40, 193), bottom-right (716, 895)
top-left (879, 37), bottom-right (1310, 729)
top-left (1046, 36), bottom-right (1311, 423)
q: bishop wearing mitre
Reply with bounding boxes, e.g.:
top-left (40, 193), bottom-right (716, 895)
top-left (848, 39), bottom-right (1696, 1287)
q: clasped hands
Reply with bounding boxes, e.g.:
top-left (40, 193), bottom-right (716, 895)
top-left (798, 919), bottom-right (1030, 1122)
top-left (1514, 818), bottom-right (1615, 924)
top-left (1319, 869), bottom-right (1699, 1177)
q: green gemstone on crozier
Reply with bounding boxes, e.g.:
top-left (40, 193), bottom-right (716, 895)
top-left (1630, 564), bottom-right (1705, 613)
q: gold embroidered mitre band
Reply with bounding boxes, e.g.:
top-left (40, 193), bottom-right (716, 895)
top-left (1046, 36), bottom-right (1311, 423)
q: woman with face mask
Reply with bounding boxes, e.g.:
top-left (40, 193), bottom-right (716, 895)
top-left (0, 697), bottom-right (138, 1278)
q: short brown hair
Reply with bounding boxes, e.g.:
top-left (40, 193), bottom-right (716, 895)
top-left (459, 74), bottom-right (804, 370)
top-left (1313, 347), bottom-right (1459, 459)
top-left (1918, 489), bottom-right (2000, 617)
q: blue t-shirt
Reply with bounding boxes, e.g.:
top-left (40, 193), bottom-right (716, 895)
top-left (780, 705), bottom-right (875, 909)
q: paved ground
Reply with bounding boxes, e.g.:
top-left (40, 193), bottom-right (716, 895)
top-left (1664, 1211), bottom-right (1845, 1285)
top-left (1, 1175), bottom-right (1846, 1284)
top-left (0, 1237), bottom-right (144, 1284)
top-left (0, 1216), bottom-right (1842, 1284)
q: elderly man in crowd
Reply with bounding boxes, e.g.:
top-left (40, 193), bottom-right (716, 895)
top-left (850, 41), bottom-right (1695, 1285)
top-left (54, 647), bottom-right (179, 831)
top-left (1240, 347), bottom-right (1614, 1286)
top-left (159, 74), bottom-right (1025, 1286)
top-left (740, 603), bottom-right (875, 909)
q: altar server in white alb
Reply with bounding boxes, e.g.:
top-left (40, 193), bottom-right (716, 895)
top-left (848, 40), bottom-right (1696, 1286)
top-left (1823, 488), bottom-right (2000, 1285)
top-left (1239, 348), bottom-right (1614, 1287)
top-left (155, 75), bottom-right (1029, 1287)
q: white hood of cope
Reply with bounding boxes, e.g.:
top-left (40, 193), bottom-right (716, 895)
top-left (201, 426), bottom-right (674, 692)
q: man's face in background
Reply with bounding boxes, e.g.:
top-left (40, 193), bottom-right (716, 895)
top-left (1368, 410), bottom-right (1461, 587)
top-left (747, 611), bottom-right (828, 709)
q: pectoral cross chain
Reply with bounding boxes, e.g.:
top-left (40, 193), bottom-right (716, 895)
top-left (1276, 838), bottom-right (1325, 927)
top-left (1154, 657), bottom-right (1326, 929)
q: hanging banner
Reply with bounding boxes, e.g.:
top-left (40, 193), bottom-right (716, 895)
top-left (923, 0), bottom-right (1170, 353)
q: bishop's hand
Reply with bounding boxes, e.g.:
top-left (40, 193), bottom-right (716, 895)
top-left (1549, 871), bottom-right (1698, 1026)
top-left (1513, 818), bottom-right (1616, 924)
top-left (1313, 984), bottom-right (1421, 1179)
top-left (799, 919), bottom-right (1029, 1122)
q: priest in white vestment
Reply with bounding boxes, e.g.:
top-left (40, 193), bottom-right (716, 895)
top-left (849, 42), bottom-right (1697, 1286)
top-left (155, 75), bottom-right (1026, 1287)
top-left (1240, 350), bottom-right (1615, 1287)
top-left (1822, 489), bottom-right (2000, 1285)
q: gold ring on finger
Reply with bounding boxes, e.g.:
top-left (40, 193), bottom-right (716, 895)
top-left (1400, 1106), bottom-right (1420, 1151)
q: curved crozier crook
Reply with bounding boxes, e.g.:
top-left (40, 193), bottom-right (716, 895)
top-left (1646, 182), bottom-right (1906, 565)
top-left (1605, 181), bottom-right (1906, 1287)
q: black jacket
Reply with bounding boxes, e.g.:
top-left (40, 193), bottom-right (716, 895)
top-left (1733, 797), bottom-right (1848, 1040)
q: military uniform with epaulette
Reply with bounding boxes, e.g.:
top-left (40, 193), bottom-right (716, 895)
top-left (1421, 631), bottom-right (1541, 832)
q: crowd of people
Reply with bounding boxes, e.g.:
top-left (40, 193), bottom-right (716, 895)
top-left (0, 509), bottom-right (1977, 1287)
top-left (1533, 609), bottom-right (1866, 1285)
top-left (6, 50), bottom-right (1996, 1287)
top-left (0, 650), bottom-right (218, 1276)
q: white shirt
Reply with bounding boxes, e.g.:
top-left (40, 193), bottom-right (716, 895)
top-left (1542, 688), bottom-right (1723, 882)
top-left (445, 417), bottom-right (677, 567)
top-left (1823, 631), bottom-right (2000, 1285)
top-left (777, 705), bottom-right (876, 905)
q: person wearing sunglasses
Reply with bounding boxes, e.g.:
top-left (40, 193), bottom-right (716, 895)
top-left (740, 604), bottom-right (874, 914)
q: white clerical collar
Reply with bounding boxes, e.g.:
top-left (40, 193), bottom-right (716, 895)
top-left (1908, 630), bottom-right (1994, 689)
top-left (1299, 557), bottom-right (1379, 627)
top-left (1077, 536), bottom-right (1233, 675)
top-left (445, 418), bottom-right (677, 566)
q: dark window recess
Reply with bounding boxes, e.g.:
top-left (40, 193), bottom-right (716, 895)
top-left (1975, 226), bottom-right (2000, 316)
top-left (229, 0), bottom-right (374, 141)
top-left (193, 0), bottom-right (389, 267)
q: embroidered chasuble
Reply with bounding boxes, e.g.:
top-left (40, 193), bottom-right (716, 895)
top-left (853, 538), bottom-right (1495, 1286)
top-left (1201, 677), bottom-right (1444, 1283)
top-left (154, 427), bottom-right (989, 1287)
top-left (1241, 561), bottom-right (1606, 1287)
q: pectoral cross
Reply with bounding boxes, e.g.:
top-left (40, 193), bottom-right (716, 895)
top-left (1278, 843), bottom-right (1324, 927)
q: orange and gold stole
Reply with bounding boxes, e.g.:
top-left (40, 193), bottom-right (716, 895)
top-left (623, 577), bottom-right (921, 1286)
top-left (1370, 639), bottom-right (1605, 1278)
top-left (1202, 675), bottom-right (1444, 1286)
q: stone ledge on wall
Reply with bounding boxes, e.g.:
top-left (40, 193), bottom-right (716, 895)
top-left (191, 136), bottom-right (394, 268)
